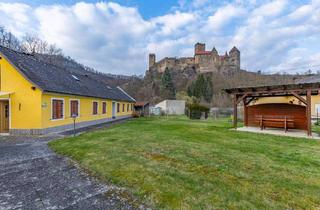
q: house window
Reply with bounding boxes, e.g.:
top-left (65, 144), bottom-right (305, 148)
top-left (93, 102), bottom-right (98, 115)
top-left (5, 104), bottom-right (8, 118)
top-left (131, 104), bottom-right (133, 111)
top-left (127, 104), bottom-right (129, 112)
top-left (52, 99), bottom-right (64, 120)
top-left (70, 100), bottom-right (79, 117)
top-left (122, 104), bottom-right (125, 112)
top-left (315, 104), bottom-right (320, 115)
top-left (117, 103), bottom-right (120, 113)
top-left (102, 102), bottom-right (107, 114)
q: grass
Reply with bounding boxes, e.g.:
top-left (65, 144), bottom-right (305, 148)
top-left (49, 117), bottom-right (320, 209)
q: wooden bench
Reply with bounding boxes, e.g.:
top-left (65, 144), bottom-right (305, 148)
top-left (255, 115), bottom-right (294, 132)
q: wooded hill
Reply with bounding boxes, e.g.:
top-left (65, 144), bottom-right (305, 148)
top-left (127, 67), bottom-right (306, 107)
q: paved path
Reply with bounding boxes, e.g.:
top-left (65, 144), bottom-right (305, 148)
top-left (0, 136), bottom-right (145, 210)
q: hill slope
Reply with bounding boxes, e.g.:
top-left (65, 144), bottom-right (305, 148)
top-left (135, 66), bottom-right (305, 106)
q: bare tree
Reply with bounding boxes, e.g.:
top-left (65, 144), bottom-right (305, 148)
top-left (48, 44), bottom-right (62, 55)
top-left (21, 34), bottom-right (49, 54)
top-left (0, 26), bottom-right (21, 51)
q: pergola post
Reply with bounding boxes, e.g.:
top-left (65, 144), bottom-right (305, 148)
top-left (307, 90), bottom-right (312, 136)
top-left (233, 94), bottom-right (238, 129)
top-left (243, 98), bottom-right (248, 126)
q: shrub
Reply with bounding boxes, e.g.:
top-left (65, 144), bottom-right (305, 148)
top-left (132, 111), bottom-right (140, 118)
top-left (186, 103), bottom-right (210, 119)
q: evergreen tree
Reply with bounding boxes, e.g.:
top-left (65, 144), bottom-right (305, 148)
top-left (187, 74), bottom-right (213, 103)
top-left (194, 74), bottom-right (206, 98)
top-left (187, 83), bottom-right (194, 97)
top-left (204, 77), bottom-right (213, 102)
top-left (161, 68), bottom-right (175, 99)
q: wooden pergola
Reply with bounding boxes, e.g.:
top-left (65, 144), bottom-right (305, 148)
top-left (225, 82), bottom-right (320, 136)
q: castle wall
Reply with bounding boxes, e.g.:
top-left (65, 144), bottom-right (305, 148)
top-left (148, 43), bottom-right (240, 74)
top-left (176, 57), bottom-right (195, 68)
top-left (153, 57), bottom-right (176, 73)
top-left (152, 57), bottom-right (195, 72)
top-left (196, 54), bottom-right (220, 73)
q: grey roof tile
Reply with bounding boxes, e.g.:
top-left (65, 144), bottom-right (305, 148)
top-left (0, 46), bottom-right (135, 102)
top-left (295, 75), bottom-right (320, 84)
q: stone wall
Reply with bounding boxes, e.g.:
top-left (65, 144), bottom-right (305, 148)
top-left (153, 57), bottom-right (195, 72)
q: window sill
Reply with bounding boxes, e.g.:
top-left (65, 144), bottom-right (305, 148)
top-left (51, 118), bottom-right (65, 121)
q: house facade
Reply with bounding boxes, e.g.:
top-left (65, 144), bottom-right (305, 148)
top-left (0, 46), bottom-right (135, 135)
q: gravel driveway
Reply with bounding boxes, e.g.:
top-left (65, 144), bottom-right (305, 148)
top-left (0, 135), bottom-right (145, 210)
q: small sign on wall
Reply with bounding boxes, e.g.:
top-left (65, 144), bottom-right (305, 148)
top-left (42, 103), bottom-right (48, 108)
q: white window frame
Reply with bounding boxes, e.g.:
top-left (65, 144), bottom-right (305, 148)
top-left (69, 99), bottom-right (80, 118)
top-left (102, 101), bottom-right (107, 115)
top-left (51, 98), bottom-right (65, 121)
top-left (92, 101), bottom-right (99, 115)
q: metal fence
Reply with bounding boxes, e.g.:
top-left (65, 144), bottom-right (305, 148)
top-left (210, 107), bottom-right (244, 120)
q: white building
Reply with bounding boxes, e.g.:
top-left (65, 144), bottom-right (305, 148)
top-left (155, 100), bottom-right (186, 115)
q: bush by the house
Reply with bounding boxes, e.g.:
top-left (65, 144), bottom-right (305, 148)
top-left (186, 103), bottom-right (210, 119)
top-left (132, 111), bottom-right (140, 118)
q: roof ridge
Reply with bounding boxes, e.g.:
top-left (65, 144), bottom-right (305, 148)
top-left (117, 86), bottom-right (136, 102)
top-left (0, 45), bottom-right (56, 67)
top-left (0, 45), bottom-right (35, 57)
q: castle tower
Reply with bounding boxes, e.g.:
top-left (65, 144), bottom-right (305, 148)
top-left (229, 46), bottom-right (240, 70)
top-left (194, 43), bottom-right (205, 55)
top-left (149, 53), bottom-right (156, 68)
top-left (211, 47), bottom-right (218, 55)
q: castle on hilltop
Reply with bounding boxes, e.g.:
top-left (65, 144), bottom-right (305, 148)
top-left (148, 43), bottom-right (240, 73)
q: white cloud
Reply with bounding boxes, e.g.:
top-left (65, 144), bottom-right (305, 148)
top-left (0, 3), bottom-right (35, 37)
top-left (206, 4), bottom-right (246, 32)
top-left (33, 2), bottom-right (153, 75)
top-left (230, 0), bottom-right (320, 73)
top-left (0, 0), bottom-right (319, 75)
top-left (288, 5), bottom-right (313, 20)
top-left (151, 11), bottom-right (196, 36)
top-left (252, 0), bottom-right (288, 17)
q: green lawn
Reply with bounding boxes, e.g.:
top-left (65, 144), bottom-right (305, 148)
top-left (49, 117), bottom-right (320, 209)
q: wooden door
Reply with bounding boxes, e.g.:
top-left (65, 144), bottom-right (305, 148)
top-left (0, 101), bottom-right (9, 133)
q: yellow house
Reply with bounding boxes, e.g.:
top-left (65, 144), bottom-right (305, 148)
top-left (0, 46), bottom-right (135, 135)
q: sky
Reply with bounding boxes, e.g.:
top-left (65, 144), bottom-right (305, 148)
top-left (0, 0), bottom-right (319, 75)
